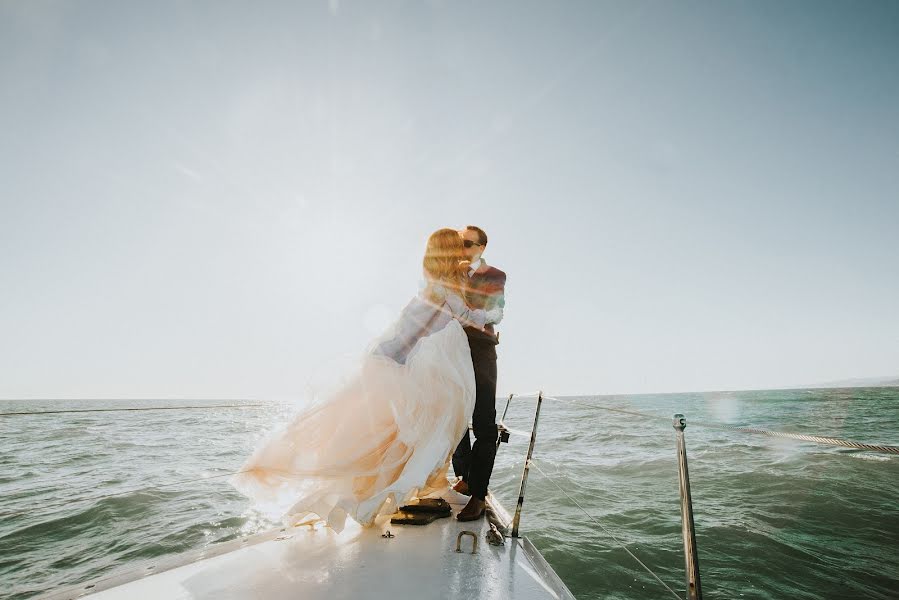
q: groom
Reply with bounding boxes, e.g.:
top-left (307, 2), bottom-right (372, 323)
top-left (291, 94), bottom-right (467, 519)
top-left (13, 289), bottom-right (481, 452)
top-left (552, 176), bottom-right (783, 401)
top-left (453, 225), bottom-right (506, 521)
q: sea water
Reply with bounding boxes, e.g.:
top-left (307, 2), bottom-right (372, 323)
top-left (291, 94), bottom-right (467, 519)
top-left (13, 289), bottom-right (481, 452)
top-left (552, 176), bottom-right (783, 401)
top-left (1, 387), bottom-right (897, 599)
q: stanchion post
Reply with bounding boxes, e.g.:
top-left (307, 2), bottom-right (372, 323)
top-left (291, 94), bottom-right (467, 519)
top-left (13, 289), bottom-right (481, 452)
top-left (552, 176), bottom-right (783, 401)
top-left (511, 391), bottom-right (543, 538)
top-left (673, 413), bottom-right (702, 600)
top-left (497, 393), bottom-right (514, 450)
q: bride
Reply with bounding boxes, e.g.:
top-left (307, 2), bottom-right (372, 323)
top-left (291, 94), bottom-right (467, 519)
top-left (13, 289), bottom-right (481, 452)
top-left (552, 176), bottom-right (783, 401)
top-left (231, 228), bottom-right (502, 532)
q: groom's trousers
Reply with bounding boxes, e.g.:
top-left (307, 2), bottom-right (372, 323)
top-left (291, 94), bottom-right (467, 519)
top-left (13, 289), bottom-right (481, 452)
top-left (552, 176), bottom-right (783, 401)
top-left (452, 335), bottom-right (498, 500)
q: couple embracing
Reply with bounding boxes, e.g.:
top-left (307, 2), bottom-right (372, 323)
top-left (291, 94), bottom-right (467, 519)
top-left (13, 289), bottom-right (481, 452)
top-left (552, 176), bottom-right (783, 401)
top-left (232, 226), bottom-right (507, 529)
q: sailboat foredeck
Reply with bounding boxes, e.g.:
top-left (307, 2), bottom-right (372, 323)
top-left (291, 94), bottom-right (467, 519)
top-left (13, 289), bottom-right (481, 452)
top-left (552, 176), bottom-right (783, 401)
top-left (39, 490), bottom-right (575, 600)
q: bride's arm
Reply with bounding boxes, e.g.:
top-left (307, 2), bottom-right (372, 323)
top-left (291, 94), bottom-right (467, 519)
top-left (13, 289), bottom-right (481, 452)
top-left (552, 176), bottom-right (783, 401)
top-left (443, 291), bottom-right (487, 330)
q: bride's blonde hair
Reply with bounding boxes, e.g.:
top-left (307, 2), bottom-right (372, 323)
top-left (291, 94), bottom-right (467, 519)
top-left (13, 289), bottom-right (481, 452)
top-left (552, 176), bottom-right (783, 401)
top-left (423, 228), bottom-right (468, 300)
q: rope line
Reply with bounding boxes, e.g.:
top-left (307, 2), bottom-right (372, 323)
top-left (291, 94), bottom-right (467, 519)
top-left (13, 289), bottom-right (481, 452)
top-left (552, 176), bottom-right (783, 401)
top-left (530, 459), bottom-right (682, 600)
top-left (691, 422), bottom-right (899, 455)
top-left (0, 404), bottom-right (268, 417)
top-left (537, 396), bottom-right (899, 456)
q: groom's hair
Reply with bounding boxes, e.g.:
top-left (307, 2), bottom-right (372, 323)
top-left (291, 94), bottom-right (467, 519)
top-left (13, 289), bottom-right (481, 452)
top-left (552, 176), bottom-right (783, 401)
top-left (465, 225), bottom-right (488, 246)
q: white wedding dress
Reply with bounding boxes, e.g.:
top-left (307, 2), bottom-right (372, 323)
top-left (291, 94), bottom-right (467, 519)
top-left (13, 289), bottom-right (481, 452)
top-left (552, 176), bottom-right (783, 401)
top-left (231, 289), bottom-right (485, 532)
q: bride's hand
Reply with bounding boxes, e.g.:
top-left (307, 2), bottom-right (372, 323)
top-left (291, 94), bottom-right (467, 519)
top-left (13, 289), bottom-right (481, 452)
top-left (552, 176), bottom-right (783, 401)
top-left (485, 306), bottom-right (503, 324)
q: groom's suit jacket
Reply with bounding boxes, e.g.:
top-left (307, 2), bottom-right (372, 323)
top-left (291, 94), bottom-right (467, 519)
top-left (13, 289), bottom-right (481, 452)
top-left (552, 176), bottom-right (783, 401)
top-left (463, 262), bottom-right (506, 345)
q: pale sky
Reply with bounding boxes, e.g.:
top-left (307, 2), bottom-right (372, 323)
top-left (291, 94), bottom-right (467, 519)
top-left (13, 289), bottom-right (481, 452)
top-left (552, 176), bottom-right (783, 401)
top-left (1, 0), bottom-right (897, 399)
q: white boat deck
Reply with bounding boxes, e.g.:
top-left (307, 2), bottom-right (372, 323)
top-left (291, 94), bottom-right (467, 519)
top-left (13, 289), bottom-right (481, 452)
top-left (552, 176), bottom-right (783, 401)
top-left (40, 489), bottom-right (575, 600)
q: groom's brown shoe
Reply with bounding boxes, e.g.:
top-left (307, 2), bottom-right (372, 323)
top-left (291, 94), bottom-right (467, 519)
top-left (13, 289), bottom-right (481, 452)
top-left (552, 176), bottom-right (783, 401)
top-left (456, 496), bottom-right (486, 521)
top-left (452, 479), bottom-right (470, 496)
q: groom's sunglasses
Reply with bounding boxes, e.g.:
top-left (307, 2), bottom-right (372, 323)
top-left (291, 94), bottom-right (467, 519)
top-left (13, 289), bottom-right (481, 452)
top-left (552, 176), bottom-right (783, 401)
top-left (463, 240), bottom-right (483, 248)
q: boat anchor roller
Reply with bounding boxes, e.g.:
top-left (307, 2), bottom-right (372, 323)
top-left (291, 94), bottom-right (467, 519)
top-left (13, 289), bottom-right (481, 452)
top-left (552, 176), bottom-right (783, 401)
top-left (455, 530), bottom-right (478, 554)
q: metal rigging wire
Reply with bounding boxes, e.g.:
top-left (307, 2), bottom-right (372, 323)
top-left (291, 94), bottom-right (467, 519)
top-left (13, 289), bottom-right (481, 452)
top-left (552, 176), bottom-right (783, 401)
top-left (0, 470), bottom-right (253, 521)
top-left (0, 404), bottom-right (268, 417)
top-left (538, 396), bottom-right (899, 455)
top-left (529, 458), bottom-right (682, 600)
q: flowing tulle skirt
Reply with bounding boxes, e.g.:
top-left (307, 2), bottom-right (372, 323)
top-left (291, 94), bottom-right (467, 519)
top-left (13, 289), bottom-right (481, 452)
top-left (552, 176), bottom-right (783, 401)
top-left (231, 319), bottom-right (475, 532)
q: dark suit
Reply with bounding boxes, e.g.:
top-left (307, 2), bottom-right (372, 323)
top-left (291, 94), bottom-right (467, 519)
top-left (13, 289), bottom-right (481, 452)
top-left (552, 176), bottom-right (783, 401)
top-left (452, 262), bottom-right (506, 500)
